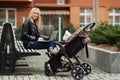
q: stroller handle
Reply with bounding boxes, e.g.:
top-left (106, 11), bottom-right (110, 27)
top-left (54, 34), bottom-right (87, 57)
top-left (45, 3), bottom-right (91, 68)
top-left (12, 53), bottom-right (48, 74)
top-left (83, 22), bottom-right (95, 31)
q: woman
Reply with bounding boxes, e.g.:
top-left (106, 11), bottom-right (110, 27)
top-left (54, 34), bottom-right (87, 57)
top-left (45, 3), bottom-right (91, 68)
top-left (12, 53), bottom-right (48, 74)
top-left (21, 7), bottom-right (57, 53)
top-left (21, 7), bottom-right (64, 71)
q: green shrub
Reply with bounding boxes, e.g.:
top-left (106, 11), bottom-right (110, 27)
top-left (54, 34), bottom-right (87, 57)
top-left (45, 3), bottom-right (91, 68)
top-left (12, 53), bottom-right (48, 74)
top-left (116, 42), bottom-right (120, 48)
top-left (6, 31), bottom-right (11, 44)
top-left (15, 25), bottom-right (22, 40)
top-left (90, 22), bottom-right (120, 48)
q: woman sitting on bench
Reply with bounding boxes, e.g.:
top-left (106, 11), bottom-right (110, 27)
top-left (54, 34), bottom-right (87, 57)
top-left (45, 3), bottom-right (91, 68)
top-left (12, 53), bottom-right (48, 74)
top-left (21, 7), bottom-right (58, 54)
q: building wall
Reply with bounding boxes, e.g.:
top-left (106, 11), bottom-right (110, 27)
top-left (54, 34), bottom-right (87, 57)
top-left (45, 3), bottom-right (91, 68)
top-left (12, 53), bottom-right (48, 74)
top-left (0, 0), bottom-right (120, 29)
top-left (17, 8), bottom-right (31, 28)
top-left (70, 0), bottom-right (120, 27)
top-left (99, 0), bottom-right (120, 7)
top-left (70, 7), bottom-right (80, 28)
top-left (0, 2), bottom-right (33, 8)
top-left (35, 0), bottom-right (57, 4)
top-left (71, 0), bottom-right (92, 6)
top-left (70, 0), bottom-right (92, 28)
top-left (98, 7), bottom-right (109, 23)
top-left (0, 1), bottom-right (33, 29)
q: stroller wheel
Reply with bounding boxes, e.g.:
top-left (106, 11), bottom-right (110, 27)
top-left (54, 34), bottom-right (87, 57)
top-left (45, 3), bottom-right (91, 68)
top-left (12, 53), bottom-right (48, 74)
top-left (45, 68), bottom-right (55, 76)
top-left (44, 62), bottom-right (55, 76)
top-left (81, 63), bottom-right (91, 75)
top-left (71, 66), bottom-right (84, 80)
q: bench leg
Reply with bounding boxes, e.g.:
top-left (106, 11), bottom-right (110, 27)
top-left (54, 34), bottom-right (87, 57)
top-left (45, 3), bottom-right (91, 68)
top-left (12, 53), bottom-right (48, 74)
top-left (0, 51), bottom-right (6, 73)
top-left (9, 53), bottom-right (15, 73)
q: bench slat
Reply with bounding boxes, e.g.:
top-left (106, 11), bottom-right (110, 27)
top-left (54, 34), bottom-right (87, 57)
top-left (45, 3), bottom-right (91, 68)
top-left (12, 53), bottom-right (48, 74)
top-left (15, 40), bottom-right (43, 55)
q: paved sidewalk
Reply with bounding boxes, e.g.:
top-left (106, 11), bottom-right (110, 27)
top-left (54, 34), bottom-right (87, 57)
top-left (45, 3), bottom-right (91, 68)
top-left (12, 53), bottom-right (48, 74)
top-left (1, 50), bottom-right (120, 80)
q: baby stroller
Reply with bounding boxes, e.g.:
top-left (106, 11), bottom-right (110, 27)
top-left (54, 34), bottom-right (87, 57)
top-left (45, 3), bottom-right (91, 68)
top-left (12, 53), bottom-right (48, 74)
top-left (44, 22), bottom-right (95, 80)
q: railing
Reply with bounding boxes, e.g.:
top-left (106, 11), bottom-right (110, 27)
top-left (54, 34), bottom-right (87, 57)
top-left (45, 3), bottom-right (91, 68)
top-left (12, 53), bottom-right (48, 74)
top-left (0, 0), bottom-right (32, 2)
top-left (35, 0), bottom-right (70, 4)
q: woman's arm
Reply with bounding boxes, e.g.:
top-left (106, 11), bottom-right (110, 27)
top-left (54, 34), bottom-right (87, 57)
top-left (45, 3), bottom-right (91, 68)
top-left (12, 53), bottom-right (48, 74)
top-left (21, 19), bottom-right (37, 41)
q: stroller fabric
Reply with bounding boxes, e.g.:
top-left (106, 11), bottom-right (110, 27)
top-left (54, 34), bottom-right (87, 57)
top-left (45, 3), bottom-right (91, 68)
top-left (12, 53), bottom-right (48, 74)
top-left (66, 27), bottom-right (90, 44)
top-left (65, 27), bottom-right (90, 58)
top-left (65, 36), bottom-right (84, 58)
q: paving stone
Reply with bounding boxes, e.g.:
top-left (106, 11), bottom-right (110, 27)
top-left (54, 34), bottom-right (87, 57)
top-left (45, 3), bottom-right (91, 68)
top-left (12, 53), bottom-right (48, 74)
top-left (0, 77), bottom-right (2, 80)
top-left (16, 76), bottom-right (23, 80)
top-left (2, 76), bottom-right (9, 80)
top-left (48, 76), bottom-right (57, 80)
top-left (1, 52), bottom-right (120, 80)
top-left (9, 76), bottom-right (16, 80)
top-left (23, 76), bottom-right (30, 80)
top-left (35, 75), bottom-right (43, 80)
top-left (40, 75), bottom-right (49, 80)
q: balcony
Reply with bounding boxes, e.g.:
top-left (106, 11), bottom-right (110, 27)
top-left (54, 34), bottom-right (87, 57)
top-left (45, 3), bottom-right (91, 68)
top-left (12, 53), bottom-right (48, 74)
top-left (35, 0), bottom-right (70, 4)
top-left (0, 0), bottom-right (32, 3)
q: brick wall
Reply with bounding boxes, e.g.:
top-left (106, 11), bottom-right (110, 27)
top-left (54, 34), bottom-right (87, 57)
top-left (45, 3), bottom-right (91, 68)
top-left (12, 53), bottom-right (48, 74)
top-left (17, 8), bottom-right (31, 29)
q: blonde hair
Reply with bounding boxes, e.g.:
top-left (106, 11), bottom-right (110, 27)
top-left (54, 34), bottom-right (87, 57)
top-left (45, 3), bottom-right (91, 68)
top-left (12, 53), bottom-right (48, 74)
top-left (28, 7), bottom-right (41, 29)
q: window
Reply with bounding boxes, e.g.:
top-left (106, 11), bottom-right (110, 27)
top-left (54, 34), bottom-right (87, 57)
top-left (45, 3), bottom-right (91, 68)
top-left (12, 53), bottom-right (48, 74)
top-left (57, 0), bottom-right (64, 5)
top-left (80, 8), bottom-right (93, 27)
top-left (0, 8), bottom-right (16, 28)
top-left (41, 15), bottom-right (59, 35)
top-left (109, 8), bottom-right (120, 25)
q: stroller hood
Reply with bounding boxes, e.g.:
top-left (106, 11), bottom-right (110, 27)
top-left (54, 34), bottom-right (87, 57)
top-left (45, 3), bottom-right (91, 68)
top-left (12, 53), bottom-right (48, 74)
top-left (66, 28), bottom-right (90, 44)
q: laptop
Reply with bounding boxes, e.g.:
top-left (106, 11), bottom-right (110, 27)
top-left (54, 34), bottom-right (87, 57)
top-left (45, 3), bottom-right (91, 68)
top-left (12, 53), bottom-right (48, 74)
top-left (39, 31), bottom-right (58, 42)
top-left (49, 31), bottom-right (58, 41)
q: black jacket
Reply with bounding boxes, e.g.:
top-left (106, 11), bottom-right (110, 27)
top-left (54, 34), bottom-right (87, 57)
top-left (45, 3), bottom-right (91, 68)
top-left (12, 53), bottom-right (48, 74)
top-left (21, 19), bottom-right (40, 48)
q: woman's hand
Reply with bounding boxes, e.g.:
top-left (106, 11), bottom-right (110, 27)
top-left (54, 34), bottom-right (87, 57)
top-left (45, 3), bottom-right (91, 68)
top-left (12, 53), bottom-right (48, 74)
top-left (38, 37), bottom-right (45, 41)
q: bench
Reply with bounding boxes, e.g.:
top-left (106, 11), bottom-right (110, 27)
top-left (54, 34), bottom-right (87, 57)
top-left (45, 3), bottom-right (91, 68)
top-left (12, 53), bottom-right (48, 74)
top-left (0, 23), bottom-right (9, 73)
top-left (0, 23), bottom-right (42, 73)
top-left (1, 23), bottom-right (58, 73)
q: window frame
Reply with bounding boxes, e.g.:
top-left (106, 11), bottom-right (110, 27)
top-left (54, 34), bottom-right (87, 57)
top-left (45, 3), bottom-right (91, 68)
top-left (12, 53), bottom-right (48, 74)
top-left (80, 8), bottom-right (93, 27)
top-left (0, 8), bottom-right (16, 28)
top-left (57, 0), bottom-right (65, 5)
top-left (109, 8), bottom-right (120, 25)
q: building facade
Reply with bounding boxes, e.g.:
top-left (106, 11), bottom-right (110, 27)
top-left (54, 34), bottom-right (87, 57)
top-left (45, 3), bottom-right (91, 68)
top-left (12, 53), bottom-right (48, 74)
top-left (0, 0), bottom-right (120, 30)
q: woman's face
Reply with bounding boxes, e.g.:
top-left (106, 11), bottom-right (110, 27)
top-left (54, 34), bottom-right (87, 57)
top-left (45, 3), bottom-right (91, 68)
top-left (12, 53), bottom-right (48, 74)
top-left (31, 10), bottom-right (39, 20)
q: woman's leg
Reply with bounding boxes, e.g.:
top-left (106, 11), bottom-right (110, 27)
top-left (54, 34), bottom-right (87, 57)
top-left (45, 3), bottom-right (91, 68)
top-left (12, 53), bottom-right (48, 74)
top-left (28, 41), bottom-right (50, 49)
top-left (49, 41), bottom-right (56, 48)
top-left (48, 41), bottom-right (61, 54)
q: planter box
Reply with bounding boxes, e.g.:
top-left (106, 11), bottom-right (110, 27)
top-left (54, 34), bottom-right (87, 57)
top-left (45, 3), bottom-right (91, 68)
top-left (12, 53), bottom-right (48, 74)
top-left (78, 45), bottom-right (120, 73)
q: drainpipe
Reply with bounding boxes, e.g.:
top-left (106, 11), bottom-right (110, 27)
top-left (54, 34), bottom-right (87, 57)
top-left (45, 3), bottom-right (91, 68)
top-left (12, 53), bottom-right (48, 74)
top-left (58, 16), bottom-right (62, 41)
top-left (92, 0), bottom-right (95, 22)
top-left (92, 0), bottom-right (99, 27)
top-left (96, 0), bottom-right (99, 25)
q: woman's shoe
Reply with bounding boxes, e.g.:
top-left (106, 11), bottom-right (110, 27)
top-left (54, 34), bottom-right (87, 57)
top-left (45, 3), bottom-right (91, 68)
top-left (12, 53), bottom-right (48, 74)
top-left (53, 47), bottom-right (59, 54)
top-left (49, 47), bottom-right (60, 54)
top-left (49, 47), bottom-right (54, 53)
